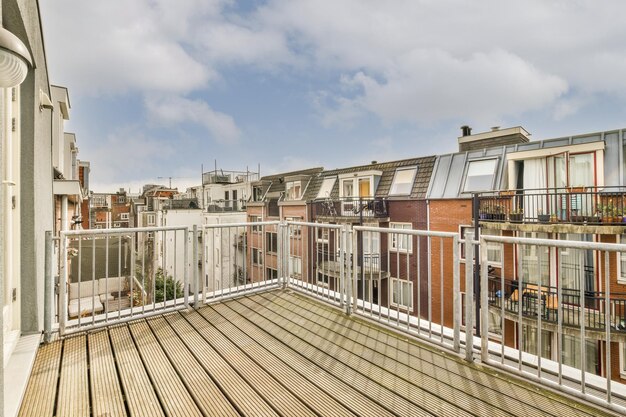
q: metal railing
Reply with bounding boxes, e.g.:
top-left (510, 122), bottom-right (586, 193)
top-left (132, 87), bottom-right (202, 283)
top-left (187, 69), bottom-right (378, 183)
top-left (478, 234), bottom-right (626, 413)
top-left (478, 186), bottom-right (626, 224)
top-left (205, 199), bottom-right (246, 212)
top-left (312, 197), bottom-right (388, 218)
top-left (45, 221), bottom-right (626, 413)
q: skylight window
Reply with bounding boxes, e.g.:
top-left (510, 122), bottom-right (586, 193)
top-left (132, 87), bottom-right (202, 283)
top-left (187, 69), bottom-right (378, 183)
top-left (317, 177), bottom-right (336, 199)
top-left (464, 159), bottom-right (497, 192)
top-left (389, 167), bottom-right (417, 195)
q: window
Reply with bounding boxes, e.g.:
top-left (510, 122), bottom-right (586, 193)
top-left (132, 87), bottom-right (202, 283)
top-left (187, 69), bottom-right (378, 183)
top-left (289, 256), bottom-right (302, 277)
top-left (252, 186), bottom-right (263, 201)
top-left (266, 232), bottom-right (278, 253)
top-left (390, 278), bottom-right (413, 310)
top-left (389, 223), bottom-right (412, 253)
top-left (266, 268), bottom-right (278, 280)
top-left (389, 167), bottom-right (417, 195)
top-left (285, 181), bottom-right (302, 200)
top-left (250, 215), bottom-right (262, 232)
top-left (316, 224), bottom-right (330, 243)
top-left (341, 179), bottom-right (354, 198)
top-left (518, 232), bottom-right (550, 286)
top-left (464, 159), bottom-right (497, 192)
top-left (481, 228), bottom-right (501, 266)
top-left (252, 248), bottom-right (263, 265)
top-left (285, 217), bottom-right (301, 236)
top-left (120, 213), bottom-right (129, 220)
top-left (117, 196), bottom-right (126, 204)
top-left (317, 273), bottom-right (329, 287)
top-left (146, 214), bottom-right (156, 226)
top-left (317, 177), bottom-right (336, 199)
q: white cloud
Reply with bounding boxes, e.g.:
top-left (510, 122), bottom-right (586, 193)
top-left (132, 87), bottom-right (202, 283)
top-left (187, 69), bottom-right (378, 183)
top-left (145, 95), bottom-right (241, 143)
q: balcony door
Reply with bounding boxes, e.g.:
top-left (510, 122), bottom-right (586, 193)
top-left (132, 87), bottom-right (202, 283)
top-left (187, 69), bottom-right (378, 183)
top-left (359, 178), bottom-right (371, 198)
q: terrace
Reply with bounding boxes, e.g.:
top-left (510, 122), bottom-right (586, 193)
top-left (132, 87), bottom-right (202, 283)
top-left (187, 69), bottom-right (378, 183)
top-left (12, 223), bottom-right (626, 416)
top-left (312, 196), bottom-right (389, 221)
top-left (478, 186), bottom-right (626, 231)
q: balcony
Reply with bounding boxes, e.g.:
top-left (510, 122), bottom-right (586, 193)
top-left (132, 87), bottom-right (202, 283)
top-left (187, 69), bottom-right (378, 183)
top-left (478, 186), bottom-right (626, 227)
top-left (312, 197), bottom-right (388, 220)
top-left (488, 276), bottom-right (626, 341)
top-left (202, 169), bottom-right (259, 185)
top-left (206, 199), bottom-right (246, 212)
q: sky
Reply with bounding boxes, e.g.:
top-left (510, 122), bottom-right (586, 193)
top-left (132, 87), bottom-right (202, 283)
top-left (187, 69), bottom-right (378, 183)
top-left (40, 0), bottom-right (626, 193)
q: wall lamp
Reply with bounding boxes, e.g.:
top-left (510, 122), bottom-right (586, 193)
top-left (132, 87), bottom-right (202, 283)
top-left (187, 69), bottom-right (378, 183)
top-left (0, 26), bottom-right (32, 88)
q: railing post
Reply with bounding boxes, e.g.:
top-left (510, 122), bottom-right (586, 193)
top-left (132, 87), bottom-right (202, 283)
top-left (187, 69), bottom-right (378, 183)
top-left (192, 225), bottom-right (199, 308)
top-left (464, 229), bottom-right (474, 362)
top-left (452, 234), bottom-right (460, 353)
top-left (339, 225), bottom-right (347, 308)
top-left (480, 236), bottom-right (489, 363)
top-left (44, 231), bottom-right (53, 343)
top-left (473, 192), bottom-right (481, 336)
top-left (59, 232), bottom-right (68, 337)
top-left (351, 226), bottom-right (359, 315)
top-left (282, 222), bottom-right (289, 289)
top-left (183, 228), bottom-right (189, 310)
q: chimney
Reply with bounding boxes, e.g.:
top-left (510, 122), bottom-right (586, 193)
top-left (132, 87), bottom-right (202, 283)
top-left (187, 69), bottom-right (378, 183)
top-left (458, 126), bottom-right (531, 152)
top-left (460, 125), bottom-right (472, 137)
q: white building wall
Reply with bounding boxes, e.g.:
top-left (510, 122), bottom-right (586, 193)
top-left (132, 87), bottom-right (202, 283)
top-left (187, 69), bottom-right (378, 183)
top-left (203, 212), bottom-right (246, 293)
top-left (161, 210), bottom-right (203, 289)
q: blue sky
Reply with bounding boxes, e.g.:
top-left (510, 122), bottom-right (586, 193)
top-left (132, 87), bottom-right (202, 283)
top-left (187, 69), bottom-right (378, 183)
top-left (40, 0), bottom-right (626, 192)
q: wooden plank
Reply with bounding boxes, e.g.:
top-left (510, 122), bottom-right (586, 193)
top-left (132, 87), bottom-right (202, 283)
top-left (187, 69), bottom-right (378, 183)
top-left (146, 315), bottom-right (240, 417)
top-left (109, 325), bottom-right (165, 417)
top-left (182, 310), bottom-right (320, 417)
top-left (269, 291), bottom-right (601, 417)
top-left (184, 309), bottom-right (357, 417)
top-left (253, 292), bottom-right (516, 416)
top-left (88, 330), bottom-right (127, 417)
top-left (128, 320), bottom-right (203, 417)
top-left (164, 312), bottom-right (279, 417)
top-left (203, 302), bottom-right (433, 417)
top-left (18, 341), bottom-right (62, 417)
top-left (194, 306), bottom-right (379, 417)
top-left (56, 335), bottom-right (90, 417)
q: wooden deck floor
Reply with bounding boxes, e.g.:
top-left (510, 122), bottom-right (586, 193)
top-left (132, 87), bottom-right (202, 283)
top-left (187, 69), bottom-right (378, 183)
top-left (18, 289), bottom-right (615, 417)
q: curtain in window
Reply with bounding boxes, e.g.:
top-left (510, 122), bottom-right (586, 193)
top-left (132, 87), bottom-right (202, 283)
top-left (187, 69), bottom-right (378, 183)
top-left (523, 158), bottom-right (547, 219)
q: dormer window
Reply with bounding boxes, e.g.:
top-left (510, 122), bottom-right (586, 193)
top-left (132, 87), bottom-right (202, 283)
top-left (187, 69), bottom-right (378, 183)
top-left (285, 181), bottom-right (302, 200)
top-left (464, 159), bottom-right (497, 192)
top-left (389, 167), bottom-right (417, 196)
top-left (317, 177), bottom-right (336, 199)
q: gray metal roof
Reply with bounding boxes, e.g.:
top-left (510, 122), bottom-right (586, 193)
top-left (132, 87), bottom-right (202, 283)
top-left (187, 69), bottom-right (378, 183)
top-left (427, 128), bottom-right (626, 199)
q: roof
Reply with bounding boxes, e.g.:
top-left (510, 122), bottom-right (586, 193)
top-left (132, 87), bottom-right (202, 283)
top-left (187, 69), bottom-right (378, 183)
top-left (18, 290), bottom-right (612, 417)
top-left (304, 156), bottom-right (437, 200)
top-left (254, 167), bottom-right (324, 199)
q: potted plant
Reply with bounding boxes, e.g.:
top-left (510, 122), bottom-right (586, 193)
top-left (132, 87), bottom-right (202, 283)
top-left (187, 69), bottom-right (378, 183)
top-left (509, 208), bottom-right (523, 222)
top-left (493, 204), bottom-right (506, 221)
top-left (550, 213), bottom-right (558, 223)
top-left (588, 209), bottom-right (601, 224)
top-left (567, 185), bottom-right (585, 193)
top-left (537, 210), bottom-right (550, 223)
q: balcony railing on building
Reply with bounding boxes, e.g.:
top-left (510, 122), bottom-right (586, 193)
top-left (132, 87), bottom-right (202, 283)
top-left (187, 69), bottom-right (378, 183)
top-left (313, 197), bottom-right (388, 219)
top-left (478, 186), bottom-right (626, 225)
top-left (202, 169), bottom-right (259, 185)
top-left (206, 199), bottom-right (246, 212)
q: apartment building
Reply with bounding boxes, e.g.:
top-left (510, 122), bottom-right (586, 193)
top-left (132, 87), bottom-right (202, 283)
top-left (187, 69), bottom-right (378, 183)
top-left (427, 126), bottom-right (626, 383)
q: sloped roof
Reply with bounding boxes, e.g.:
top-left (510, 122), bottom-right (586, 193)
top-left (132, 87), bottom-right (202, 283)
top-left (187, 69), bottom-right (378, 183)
top-left (304, 156), bottom-right (436, 200)
top-left (255, 167), bottom-right (324, 198)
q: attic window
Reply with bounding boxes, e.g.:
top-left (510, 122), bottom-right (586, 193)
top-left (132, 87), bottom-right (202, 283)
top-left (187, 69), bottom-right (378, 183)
top-left (317, 177), bottom-right (336, 199)
top-left (464, 159), bottom-right (497, 192)
top-left (285, 181), bottom-right (302, 200)
top-left (389, 167), bottom-right (417, 195)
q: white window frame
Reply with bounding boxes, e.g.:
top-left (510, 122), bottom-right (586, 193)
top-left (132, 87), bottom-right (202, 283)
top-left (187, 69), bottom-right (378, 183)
top-left (120, 213), bottom-right (129, 220)
top-left (316, 224), bottom-right (330, 243)
top-left (250, 215), bottom-right (262, 232)
top-left (459, 225), bottom-right (473, 262)
top-left (316, 177), bottom-right (336, 199)
top-left (146, 214), bottom-right (156, 226)
top-left (285, 180), bottom-right (302, 200)
top-left (481, 228), bottom-right (502, 267)
top-left (463, 158), bottom-right (498, 193)
top-left (252, 248), bottom-right (263, 265)
top-left (618, 235), bottom-right (626, 284)
top-left (389, 222), bottom-right (413, 253)
top-left (390, 277), bottom-right (413, 311)
top-left (389, 167), bottom-right (417, 196)
top-left (317, 272), bottom-right (330, 287)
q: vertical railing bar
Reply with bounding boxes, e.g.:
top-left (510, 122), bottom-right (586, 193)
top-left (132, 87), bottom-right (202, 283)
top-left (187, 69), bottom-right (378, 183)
top-left (351, 228), bottom-right (358, 314)
top-left (130, 233), bottom-right (136, 317)
top-left (417, 235), bottom-right (421, 333)
top-left (500, 242), bottom-right (505, 365)
top-left (118, 234), bottom-right (122, 318)
top-left (44, 231), bottom-right (53, 343)
top-left (192, 225), bottom-right (199, 308)
top-left (183, 228), bottom-right (189, 310)
top-left (580, 246), bottom-right (586, 394)
top-left (605, 250), bottom-right (612, 403)
top-left (105, 234), bottom-right (109, 320)
top-left (428, 234), bottom-right (432, 339)
top-left (174, 230), bottom-right (178, 306)
top-left (369, 231), bottom-right (374, 314)
top-left (465, 230), bottom-right (474, 362)
top-left (557, 243), bottom-right (563, 385)
top-left (161, 230), bottom-right (165, 310)
top-left (518, 243), bottom-right (523, 372)
top-left (440, 237), bottom-right (444, 345)
top-left (396, 232), bottom-right (400, 328)
top-left (242, 226), bottom-right (247, 296)
top-left (59, 233), bottom-right (68, 336)
top-left (537, 245), bottom-right (543, 380)
top-left (77, 237), bottom-right (82, 329)
top-left (453, 235), bottom-right (460, 353)
top-left (339, 226), bottom-right (345, 307)
top-left (406, 233), bottom-right (410, 332)
top-left (211, 227), bottom-right (216, 300)
top-left (91, 236), bottom-right (96, 326)
top-left (480, 237), bottom-right (489, 363)
top-left (141, 232), bottom-right (145, 315)
top-left (228, 225), bottom-right (232, 292)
